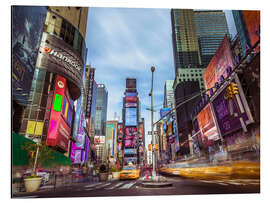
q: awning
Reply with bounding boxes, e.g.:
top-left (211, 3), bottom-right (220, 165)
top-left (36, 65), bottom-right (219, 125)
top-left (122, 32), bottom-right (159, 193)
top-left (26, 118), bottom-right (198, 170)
top-left (12, 133), bottom-right (72, 167)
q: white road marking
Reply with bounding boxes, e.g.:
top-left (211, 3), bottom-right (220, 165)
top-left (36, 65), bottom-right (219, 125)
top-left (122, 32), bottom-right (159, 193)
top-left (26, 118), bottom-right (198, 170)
top-left (85, 182), bottom-right (112, 191)
top-left (119, 181), bottom-right (137, 189)
top-left (105, 182), bottom-right (125, 190)
top-left (84, 182), bottom-right (103, 188)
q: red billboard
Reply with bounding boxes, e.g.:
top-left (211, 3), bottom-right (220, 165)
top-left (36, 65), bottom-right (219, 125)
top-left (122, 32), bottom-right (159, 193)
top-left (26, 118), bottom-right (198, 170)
top-left (197, 104), bottom-right (219, 141)
top-left (242, 11), bottom-right (260, 51)
top-left (204, 35), bottom-right (234, 90)
top-left (46, 75), bottom-right (71, 152)
top-left (125, 96), bottom-right (137, 103)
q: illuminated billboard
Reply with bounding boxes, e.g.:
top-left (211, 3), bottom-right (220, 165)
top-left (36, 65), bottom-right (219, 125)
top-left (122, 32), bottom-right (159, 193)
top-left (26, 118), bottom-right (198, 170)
top-left (46, 75), bottom-right (70, 152)
top-left (211, 78), bottom-right (251, 136)
top-left (12, 6), bottom-right (47, 106)
top-left (204, 35), bottom-right (234, 90)
top-left (197, 104), bottom-right (219, 141)
top-left (125, 108), bottom-right (137, 126)
top-left (125, 96), bottom-right (137, 103)
top-left (126, 78), bottom-right (136, 89)
top-left (160, 108), bottom-right (171, 118)
top-left (242, 11), bottom-right (260, 50)
top-left (125, 102), bottom-right (137, 108)
top-left (94, 136), bottom-right (105, 144)
top-left (125, 127), bottom-right (137, 136)
top-left (126, 92), bottom-right (137, 97)
top-left (124, 148), bottom-right (137, 155)
top-left (36, 32), bottom-right (84, 100)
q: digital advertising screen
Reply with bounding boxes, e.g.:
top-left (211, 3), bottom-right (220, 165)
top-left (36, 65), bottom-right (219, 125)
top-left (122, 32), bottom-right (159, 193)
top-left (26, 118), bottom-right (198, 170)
top-left (125, 108), bottom-right (137, 126)
top-left (125, 96), bottom-right (137, 103)
top-left (211, 84), bottom-right (250, 136)
top-left (242, 11), bottom-right (260, 49)
top-left (160, 108), bottom-right (171, 118)
top-left (12, 6), bottom-right (47, 106)
top-left (197, 104), bottom-right (219, 141)
top-left (125, 127), bottom-right (137, 136)
top-left (126, 78), bottom-right (136, 88)
top-left (125, 102), bottom-right (137, 108)
top-left (203, 35), bottom-right (234, 90)
top-left (126, 92), bottom-right (137, 97)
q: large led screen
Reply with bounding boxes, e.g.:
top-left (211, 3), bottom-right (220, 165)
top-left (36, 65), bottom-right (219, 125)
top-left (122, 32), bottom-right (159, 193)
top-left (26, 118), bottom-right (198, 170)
top-left (125, 127), bottom-right (137, 136)
top-left (125, 108), bottom-right (137, 126)
top-left (211, 81), bottom-right (250, 136)
top-left (197, 104), bottom-right (219, 141)
top-left (12, 6), bottom-right (46, 106)
top-left (125, 96), bottom-right (137, 103)
top-left (203, 35), bottom-right (234, 90)
top-left (242, 11), bottom-right (260, 49)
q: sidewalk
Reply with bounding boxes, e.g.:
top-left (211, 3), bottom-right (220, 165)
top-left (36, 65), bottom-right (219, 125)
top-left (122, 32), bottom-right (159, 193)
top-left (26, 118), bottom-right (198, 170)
top-left (12, 174), bottom-right (100, 196)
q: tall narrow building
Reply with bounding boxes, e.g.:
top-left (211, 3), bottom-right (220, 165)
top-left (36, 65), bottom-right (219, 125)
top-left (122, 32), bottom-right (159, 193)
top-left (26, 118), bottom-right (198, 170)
top-left (95, 84), bottom-right (108, 136)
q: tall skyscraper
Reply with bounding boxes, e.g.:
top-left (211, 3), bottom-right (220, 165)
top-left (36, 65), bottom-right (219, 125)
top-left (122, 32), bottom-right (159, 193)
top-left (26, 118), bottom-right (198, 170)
top-left (194, 10), bottom-right (229, 67)
top-left (163, 80), bottom-right (175, 109)
top-left (171, 9), bottom-right (202, 74)
top-left (171, 9), bottom-right (229, 156)
top-left (95, 84), bottom-right (108, 136)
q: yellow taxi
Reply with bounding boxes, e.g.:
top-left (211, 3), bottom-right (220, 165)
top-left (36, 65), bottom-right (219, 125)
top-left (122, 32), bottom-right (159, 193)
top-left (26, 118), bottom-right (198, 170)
top-left (120, 165), bottom-right (140, 180)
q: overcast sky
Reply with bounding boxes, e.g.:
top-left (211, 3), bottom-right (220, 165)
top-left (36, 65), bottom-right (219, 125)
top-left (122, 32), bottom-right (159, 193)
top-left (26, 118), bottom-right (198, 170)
top-left (85, 8), bottom-right (237, 146)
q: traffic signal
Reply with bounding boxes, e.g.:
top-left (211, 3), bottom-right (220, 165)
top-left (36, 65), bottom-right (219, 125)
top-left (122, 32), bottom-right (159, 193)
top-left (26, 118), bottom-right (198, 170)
top-left (230, 82), bottom-right (239, 95)
top-left (226, 85), bottom-right (233, 99)
top-left (155, 144), bottom-right (159, 151)
top-left (148, 144), bottom-right (152, 151)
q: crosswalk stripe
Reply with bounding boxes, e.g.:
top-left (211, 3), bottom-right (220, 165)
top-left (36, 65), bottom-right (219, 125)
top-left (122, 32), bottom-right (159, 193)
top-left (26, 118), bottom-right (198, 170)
top-left (105, 182), bottom-right (125, 190)
top-left (86, 182), bottom-right (112, 191)
top-left (84, 182), bottom-right (103, 188)
top-left (119, 181), bottom-right (136, 189)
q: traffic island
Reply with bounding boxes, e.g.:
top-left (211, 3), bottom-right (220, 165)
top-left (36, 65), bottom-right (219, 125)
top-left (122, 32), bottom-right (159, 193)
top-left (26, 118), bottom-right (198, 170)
top-left (140, 181), bottom-right (173, 188)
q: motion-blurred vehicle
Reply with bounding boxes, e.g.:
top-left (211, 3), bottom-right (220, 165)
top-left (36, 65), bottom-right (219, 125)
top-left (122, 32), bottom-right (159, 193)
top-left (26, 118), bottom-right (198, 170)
top-left (120, 165), bottom-right (140, 180)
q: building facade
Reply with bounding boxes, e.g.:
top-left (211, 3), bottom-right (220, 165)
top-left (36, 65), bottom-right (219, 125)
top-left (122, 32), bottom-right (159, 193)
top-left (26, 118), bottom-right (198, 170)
top-left (194, 10), bottom-right (229, 67)
top-left (14, 7), bottom-right (89, 157)
top-left (95, 84), bottom-right (108, 136)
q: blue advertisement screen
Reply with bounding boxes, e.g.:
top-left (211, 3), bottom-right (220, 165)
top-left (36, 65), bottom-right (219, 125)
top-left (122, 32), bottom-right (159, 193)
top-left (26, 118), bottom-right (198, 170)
top-left (125, 108), bottom-right (137, 126)
top-left (126, 92), bottom-right (137, 97)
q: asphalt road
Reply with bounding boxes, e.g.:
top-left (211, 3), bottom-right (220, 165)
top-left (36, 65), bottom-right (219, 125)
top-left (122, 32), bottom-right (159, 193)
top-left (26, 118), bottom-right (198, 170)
top-left (13, 175), bottom-right (260, 198)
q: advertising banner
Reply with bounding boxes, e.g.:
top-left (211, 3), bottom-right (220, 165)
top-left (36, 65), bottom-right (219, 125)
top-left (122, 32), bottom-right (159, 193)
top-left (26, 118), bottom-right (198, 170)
top-left (242, 11), bottom-right (260, 51)
top-left (160, 108), bottom-right (171, 118)
top-left (126, 92), bottom-right (137, 97)
top-left (94, 136), bottom-right (105, 144)
top-left (211, 84), bottom-right (250, 136)
top-left (125, 108), bottom-right (137, 126)
top-left (124, 148), bottom-right (137, 155)
top-left (126, 79), bottom-right (136, 89)
top-left (197, 104), bottom-right (219, 141)
top-left (36, 32), bottom-right (84, 100)
top-left (85, 68), bottom-right (95, 118)
top-left (138, 123), bottom-right (144, 138)
top-left (124, 140), bottom-right (134, 148)
top-left (125, 96), bottom-right (137, 103)
top-left (46, 75), bottom-right (70, 151)
top-left (203, 35), bottom-right (234, 90)
top-left (12, 6), bottom-right (46, 106)
top-left (125, 102), bottom-right (137, 108)
top-left (125, 127), bottom-right (137, 136)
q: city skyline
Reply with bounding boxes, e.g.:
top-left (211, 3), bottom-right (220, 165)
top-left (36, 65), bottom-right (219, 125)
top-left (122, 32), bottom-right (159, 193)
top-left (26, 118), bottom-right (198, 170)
top-left (85, 8), bottom-right (236, 146)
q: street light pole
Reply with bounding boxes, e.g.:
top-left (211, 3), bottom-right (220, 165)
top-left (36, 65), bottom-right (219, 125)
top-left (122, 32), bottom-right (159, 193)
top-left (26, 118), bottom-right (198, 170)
top-left (150, 66), bottom-right (156, 178)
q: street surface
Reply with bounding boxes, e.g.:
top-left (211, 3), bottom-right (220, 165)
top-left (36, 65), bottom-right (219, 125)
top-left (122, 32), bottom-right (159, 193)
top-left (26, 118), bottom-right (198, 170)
top-left (13, 175), bottom-right (259, 198)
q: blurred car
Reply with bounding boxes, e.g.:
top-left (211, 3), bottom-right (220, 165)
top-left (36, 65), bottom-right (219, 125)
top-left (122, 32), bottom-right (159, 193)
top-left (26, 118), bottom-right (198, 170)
top-left (120, 165), bottom-right (140, 180)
